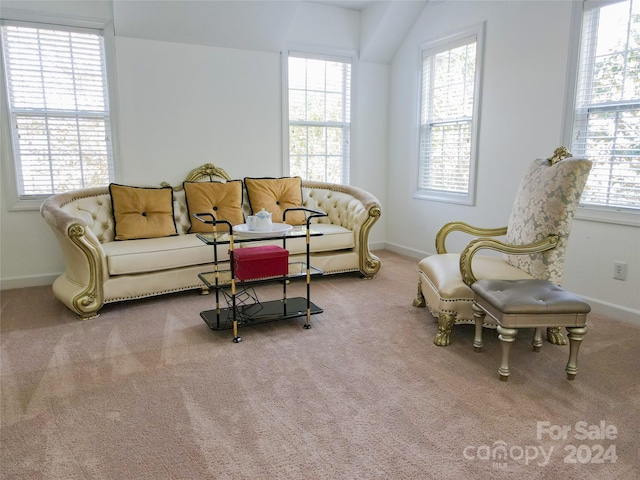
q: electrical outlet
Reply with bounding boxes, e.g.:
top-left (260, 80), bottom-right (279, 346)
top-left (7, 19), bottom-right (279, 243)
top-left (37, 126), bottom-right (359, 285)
top-left (613, 262), bottom-right (627, 281)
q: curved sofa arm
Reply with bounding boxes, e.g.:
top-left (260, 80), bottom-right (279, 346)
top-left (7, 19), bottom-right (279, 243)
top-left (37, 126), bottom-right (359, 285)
top-left (459, 235), bottom-right (559, 287)
top-left (435, 221), bottom-right (508, 254)
top-left (41, 188), bottom-right (108, 318)
top-left (301, 180), bottom-right (382, 278)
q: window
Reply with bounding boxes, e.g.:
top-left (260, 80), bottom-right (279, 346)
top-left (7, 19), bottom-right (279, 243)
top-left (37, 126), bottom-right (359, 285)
top-left (417, 25), bottom-right (483, 205)
top-left (1, 20), bottom-right (114, 200)
top-left (286, 51), bottom-right (352, 184)
top-left (570, 0), bottom-right (640, 214)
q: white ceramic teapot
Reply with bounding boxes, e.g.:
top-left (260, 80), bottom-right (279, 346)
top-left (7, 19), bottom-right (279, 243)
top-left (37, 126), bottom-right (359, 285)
top-left (246, 208), bottom-right (272, 231)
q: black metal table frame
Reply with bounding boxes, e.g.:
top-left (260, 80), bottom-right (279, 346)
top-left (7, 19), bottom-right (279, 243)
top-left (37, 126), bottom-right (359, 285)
top-left (194, 207), bottom-right (327, 342)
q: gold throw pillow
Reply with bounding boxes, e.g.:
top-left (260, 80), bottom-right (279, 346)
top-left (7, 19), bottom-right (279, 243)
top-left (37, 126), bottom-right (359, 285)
top-left (184, 180), bottom-right (244, 233)
top-left (244, 177), bottom-right (306, 225)
top-left (110, 184), bottom-right (177, 240)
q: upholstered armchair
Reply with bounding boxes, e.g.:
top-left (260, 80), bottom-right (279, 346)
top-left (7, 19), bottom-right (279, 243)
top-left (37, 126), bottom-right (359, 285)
top-left (413, 148), bottom-right (592, 347)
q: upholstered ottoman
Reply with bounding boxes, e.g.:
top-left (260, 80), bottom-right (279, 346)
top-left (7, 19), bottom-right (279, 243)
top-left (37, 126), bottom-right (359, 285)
top-left (471, 279), bottom-right (590, 381)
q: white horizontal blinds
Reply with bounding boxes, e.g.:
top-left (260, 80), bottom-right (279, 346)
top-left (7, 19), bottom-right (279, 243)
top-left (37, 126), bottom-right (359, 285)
top-left (288, 51), bottom-right (351, 184)
top-left (1, 21), bottom-right (113, 196)
top-left (419, 36), bottom-right (476, 194)
top-left (573, 0), bottom-right (640, 209)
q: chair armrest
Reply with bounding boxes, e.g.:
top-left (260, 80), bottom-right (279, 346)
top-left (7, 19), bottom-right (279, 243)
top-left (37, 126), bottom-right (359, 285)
top-left (459, 235), bottom-right (559, 286)
top-left (435, 222), bottom-right (508, 254)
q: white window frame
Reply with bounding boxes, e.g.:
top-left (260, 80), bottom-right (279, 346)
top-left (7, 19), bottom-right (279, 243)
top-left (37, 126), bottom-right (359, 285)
top-left (0, 13), bottom-right (119, 211)
top-left (415, 23), bottom-right (484, 205)
top-left (282, 46), bottom-right (356, 185)
top-left (563, 0), bottom-right (640, 226)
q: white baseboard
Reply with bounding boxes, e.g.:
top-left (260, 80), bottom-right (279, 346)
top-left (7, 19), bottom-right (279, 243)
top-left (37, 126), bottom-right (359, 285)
top-left (369, 240), bottom-right (387, 252)
top-left (580, 296), bottom-right (640, 327)
top-left (1, 273), bottom-right (59, 290)
top-left (383, 242), bottom-right (431, 260)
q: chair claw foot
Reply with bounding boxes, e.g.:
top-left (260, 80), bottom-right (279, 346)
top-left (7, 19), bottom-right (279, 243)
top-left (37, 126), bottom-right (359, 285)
top-left (434, 331), bottom-right (452, 346)
top-left (413, 288), bottom-right (426, 307)
top-left (547, 327), bottom-right (567, 345)
top-left (434, 313), bottom-right (456, 346)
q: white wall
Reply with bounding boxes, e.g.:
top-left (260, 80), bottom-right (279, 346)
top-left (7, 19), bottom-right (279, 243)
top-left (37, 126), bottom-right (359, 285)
top-left (353, 61), bottom-right (389, 215)
top-left (0, 0), bottom-right (388, 287)
top-left (387, 0), bottom-right (640, 324)
top-left (114, 37), bottom-right (283, 183)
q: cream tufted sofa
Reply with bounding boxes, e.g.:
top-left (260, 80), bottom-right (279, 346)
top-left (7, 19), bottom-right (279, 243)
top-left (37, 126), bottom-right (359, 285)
top-left (41, 164), bottom-right (382, 319)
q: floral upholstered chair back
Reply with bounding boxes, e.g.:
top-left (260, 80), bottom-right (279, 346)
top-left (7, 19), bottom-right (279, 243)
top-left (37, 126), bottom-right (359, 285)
top-left (504, 156), bottom-right (592, 285)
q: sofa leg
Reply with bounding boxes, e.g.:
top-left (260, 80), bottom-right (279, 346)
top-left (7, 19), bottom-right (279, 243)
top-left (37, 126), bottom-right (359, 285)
top-left (200, 286), bottom-right (210, 295)
top-left (359, 246), bottom-right (381, 279)
top-left (434, 312), bottom-right (456, 346)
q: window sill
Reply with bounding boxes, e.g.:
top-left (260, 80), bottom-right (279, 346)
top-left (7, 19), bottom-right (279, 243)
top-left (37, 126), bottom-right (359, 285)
top-left (6, 196), bottom-right (48, 212)
top-left (414, 190), bottom-right (475, 206)
top-left (575, 205), bottom-right (640, 227)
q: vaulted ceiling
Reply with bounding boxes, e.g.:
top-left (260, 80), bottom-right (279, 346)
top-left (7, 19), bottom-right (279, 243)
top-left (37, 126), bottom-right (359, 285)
top-left (112, 0), bottom-right (427, 64)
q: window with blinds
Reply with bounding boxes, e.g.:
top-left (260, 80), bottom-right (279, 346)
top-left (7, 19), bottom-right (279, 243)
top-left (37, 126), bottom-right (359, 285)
top-left (287, 51), bottom-right (352, 184)
top-left (417, 26), bottom-right (482, 205)
top-left (571, 0), bottom-right (640, 212)
top-left (1, 21), bottom-right (113, 197)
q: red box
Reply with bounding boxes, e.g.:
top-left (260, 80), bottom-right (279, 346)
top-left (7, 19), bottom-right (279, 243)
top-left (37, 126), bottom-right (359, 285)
top-left (232, 245), bottom-right (289, 281)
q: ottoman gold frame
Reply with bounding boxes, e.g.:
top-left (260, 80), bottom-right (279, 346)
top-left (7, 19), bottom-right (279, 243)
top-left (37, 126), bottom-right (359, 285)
top-left (471, 279), bottom-right (590, 381)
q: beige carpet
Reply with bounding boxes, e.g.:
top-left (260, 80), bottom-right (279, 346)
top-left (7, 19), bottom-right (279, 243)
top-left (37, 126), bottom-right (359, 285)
top-left (1, 250), bottom-right (639, 479)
